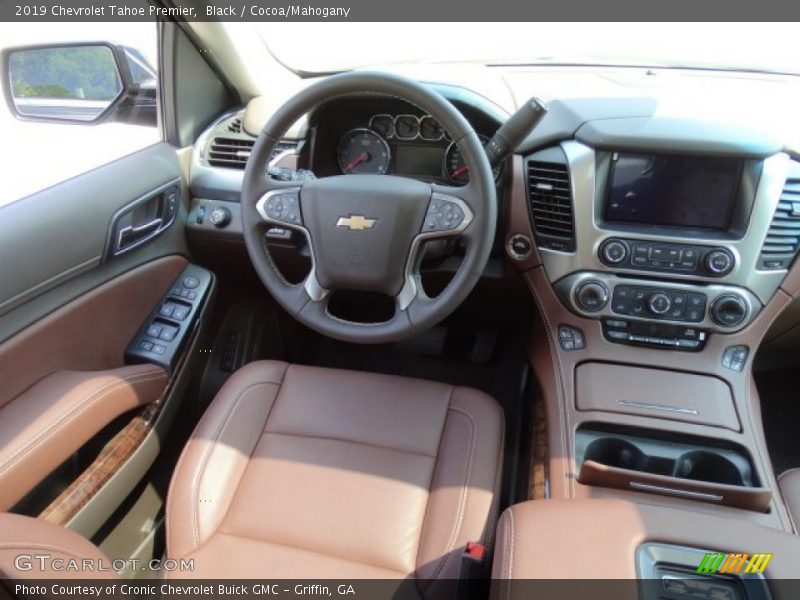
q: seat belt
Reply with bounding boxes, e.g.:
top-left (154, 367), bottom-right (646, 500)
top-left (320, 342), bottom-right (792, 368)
top-left (457, 541), bottom-right (490, 600)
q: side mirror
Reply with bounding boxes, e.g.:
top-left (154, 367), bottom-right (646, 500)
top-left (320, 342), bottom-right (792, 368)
top-left (1, 42), bottom-right (156, 126)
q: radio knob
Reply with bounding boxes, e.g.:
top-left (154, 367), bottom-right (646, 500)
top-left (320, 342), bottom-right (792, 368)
top-left (600, 239), bottom-right (629, 265)
top-left (705, 249), bottom-right (734, 276)
top-left (575, 280), bottom-right (609, 312)
top-left (710, 294), bottom-right (748, 327)
top-left (648, 292), bottom-right (672, 315)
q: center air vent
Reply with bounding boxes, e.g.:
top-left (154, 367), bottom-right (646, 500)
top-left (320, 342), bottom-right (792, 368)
top-left (758, 176), bottom-right (800, 270)
top-left (527, 158), bottom-right (575, 251)
top-left (207, 138), bottom-right (298, 170)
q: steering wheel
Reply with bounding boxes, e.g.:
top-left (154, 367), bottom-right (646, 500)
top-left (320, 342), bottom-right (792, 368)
top-left (241, 71), bottom-right (497, 344)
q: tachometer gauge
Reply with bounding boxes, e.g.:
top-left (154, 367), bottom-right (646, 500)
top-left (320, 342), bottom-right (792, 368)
top-left (419, 115), bottom-right (444, 141)
top-left (338, 129), bottom-right (390, 175)
top-left (444, 135), bottom-right (500, 185)
top-left (369, 114), bottom-right (395, 139)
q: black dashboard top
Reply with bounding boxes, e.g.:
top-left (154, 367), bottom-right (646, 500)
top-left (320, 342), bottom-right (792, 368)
top-left (516, 97), bottom-right (784, 159)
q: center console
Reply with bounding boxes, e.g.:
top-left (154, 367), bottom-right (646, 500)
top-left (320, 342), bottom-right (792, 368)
top-left (530, 143), bottom-right (796, 350)
top-left (492, 498), bottom-right (800, 595)
top-left (505, 128), bottom-right (800, 537)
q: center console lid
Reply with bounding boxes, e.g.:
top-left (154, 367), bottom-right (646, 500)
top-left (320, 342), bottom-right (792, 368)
top-left (492, 499), bottom-right (800, 598)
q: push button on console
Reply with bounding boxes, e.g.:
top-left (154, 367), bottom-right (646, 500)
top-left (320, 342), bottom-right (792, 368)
top-left (647, 292), bottom-right (672, 315)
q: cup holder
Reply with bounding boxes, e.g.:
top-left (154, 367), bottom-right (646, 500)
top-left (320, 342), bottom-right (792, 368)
top-left (674, 450), bottom-right (744, 486)
top-left (576, 427), bottom-right (768, 511)
top-left (584, 438), bottom-right (646, 471)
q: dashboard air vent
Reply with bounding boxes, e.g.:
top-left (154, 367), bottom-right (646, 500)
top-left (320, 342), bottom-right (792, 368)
top-left (208, 137), bottom-right (254, 169)
top-left (207, 138), bottom-right (298, 170)
top-left (758, 177), bottom-right (800, 270)
top-left (527, 159), bottom-right (575, 251)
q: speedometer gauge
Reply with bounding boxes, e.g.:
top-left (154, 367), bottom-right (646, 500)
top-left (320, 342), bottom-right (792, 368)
top-left (444, 135), bottom-right (500, 185)
top-left (338, 129), bottom-right (390, 175)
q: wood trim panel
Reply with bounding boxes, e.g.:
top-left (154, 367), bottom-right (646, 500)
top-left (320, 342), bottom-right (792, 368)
top-left (39, 413), bottom-right (152, 525)
top-left (38, 297), bottom-right (204, 527)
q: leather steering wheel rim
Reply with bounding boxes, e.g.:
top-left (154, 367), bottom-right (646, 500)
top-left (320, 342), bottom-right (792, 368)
top-left (241, 71), bottom-right (497, 344)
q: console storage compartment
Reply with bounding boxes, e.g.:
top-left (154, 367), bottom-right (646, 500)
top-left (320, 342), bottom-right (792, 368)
top-left (491, 499), bottom-right (800, 588)
top-left (576, 426), bottom-right (772, 511)
top-left (575, 362), bottom-right (740, 431)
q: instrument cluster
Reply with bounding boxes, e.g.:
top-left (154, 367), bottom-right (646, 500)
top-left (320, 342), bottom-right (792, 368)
top-left (336, 113), bottom-right (500, 185)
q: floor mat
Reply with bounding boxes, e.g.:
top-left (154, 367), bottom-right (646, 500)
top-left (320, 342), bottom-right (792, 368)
top-left (755, 368), bottom-right (800, 476)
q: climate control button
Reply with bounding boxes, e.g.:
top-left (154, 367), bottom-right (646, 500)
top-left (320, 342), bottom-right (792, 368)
top-left (710, 294), bottom-right (748, 327)
top-left (575, 280), bottom-right (609, 312)
top-left (647, 292), bottom-right (672, 315)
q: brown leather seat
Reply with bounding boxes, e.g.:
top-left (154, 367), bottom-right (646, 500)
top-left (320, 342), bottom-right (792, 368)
top-left (0, 513), bottom-right (115, 579)
top-left (166, 361), bottom-right (503, 591)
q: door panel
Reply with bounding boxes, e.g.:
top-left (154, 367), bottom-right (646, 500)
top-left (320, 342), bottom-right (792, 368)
top-left (0, 255), bottom-right (186, 408)
top-left (0, 142), bottom-right (189, 342)
top-left (0, 139), bottom-right (200, 527)
top-left (0, 142), bottom-right (184, 319)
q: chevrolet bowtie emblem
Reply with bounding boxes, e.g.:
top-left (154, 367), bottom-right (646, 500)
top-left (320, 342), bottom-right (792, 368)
top-left (336, 215), bottom-right (378, 231)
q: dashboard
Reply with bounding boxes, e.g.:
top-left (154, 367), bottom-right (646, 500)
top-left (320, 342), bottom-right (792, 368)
top-left (187, 71), bottom-right (800, 357)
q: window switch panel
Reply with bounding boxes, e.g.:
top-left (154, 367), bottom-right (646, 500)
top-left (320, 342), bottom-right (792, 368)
top-left (125, 265), bottom-right (214, 375)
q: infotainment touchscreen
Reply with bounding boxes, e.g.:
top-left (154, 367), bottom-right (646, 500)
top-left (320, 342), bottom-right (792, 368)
top-left (605, 153), bottom-right (742, 231)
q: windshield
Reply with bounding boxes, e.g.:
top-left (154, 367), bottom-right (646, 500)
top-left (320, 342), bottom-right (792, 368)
top-left (259, 23), bottom-right (800, 75)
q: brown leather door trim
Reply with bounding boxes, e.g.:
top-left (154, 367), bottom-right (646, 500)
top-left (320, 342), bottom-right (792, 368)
top-left (0, 255), bottom-right (187, 409)
top-left (0, 365), bottom-right (167, 511)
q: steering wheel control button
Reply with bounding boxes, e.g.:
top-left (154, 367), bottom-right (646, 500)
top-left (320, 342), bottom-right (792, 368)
top-left (710, 294), bottom-right (748, 327)
top-left (705, 249), bottom-right (735, 276)
top-left (722, 345), bottom-right (750, 371)
top-left (264, 191), bottom-right (302, 226)
top-left (423, 195), bottom-right (468, 233)
top-left (209, 206), bottom-right (232, 228)
top-left (575, 280), bottom-right (609, 312)
top-left (558, 325), bottom-right (585, 351)
top-left (266, 227), bottom-right (292, 240)
top-left (507, 234), bottom-right (533, 261)
top-left (600, 239), bottom-right (629, 265)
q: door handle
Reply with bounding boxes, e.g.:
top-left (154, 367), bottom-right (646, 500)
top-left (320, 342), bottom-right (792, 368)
top-left (116, 218), bottom-right (163, 251)
top-left (106, 180), bottom-right (180, 258)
